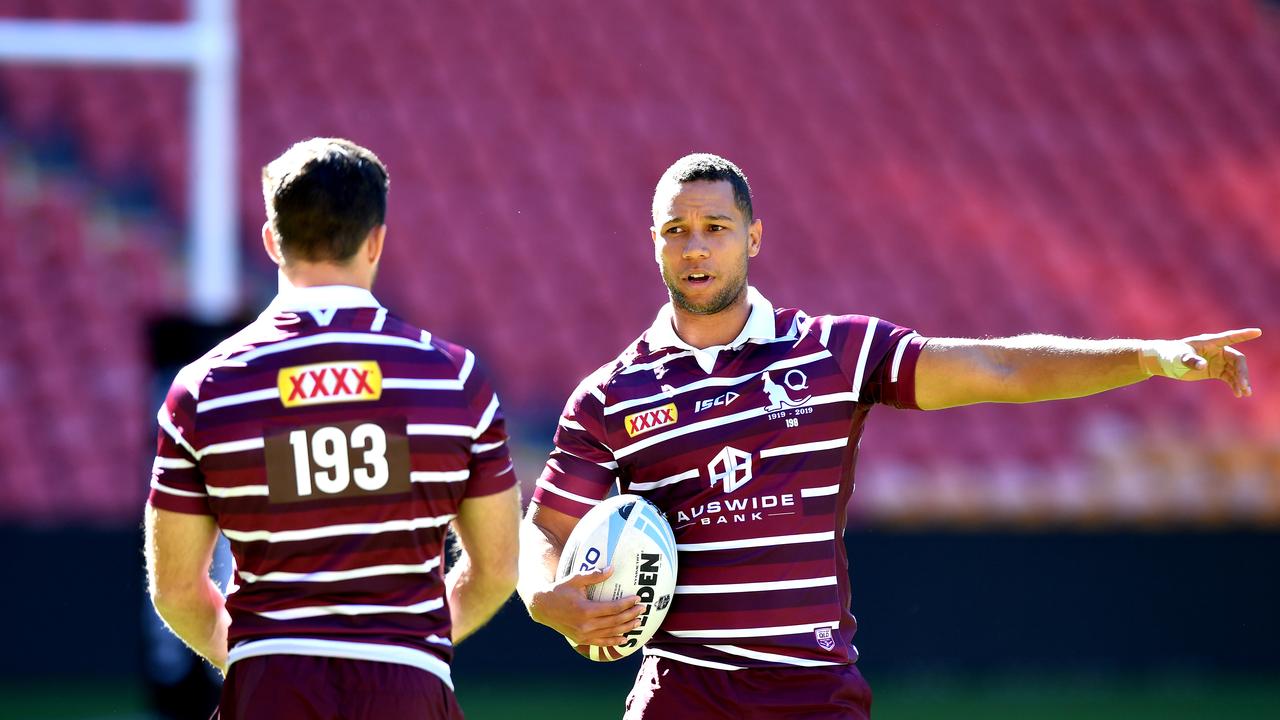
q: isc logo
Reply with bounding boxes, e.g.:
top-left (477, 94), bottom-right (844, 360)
top-left (695, 391), bottom-right (739, 413)
top-left (624, 403), bottom-right (678, 437)
top-left (278, 361), bottom-right (382, 407)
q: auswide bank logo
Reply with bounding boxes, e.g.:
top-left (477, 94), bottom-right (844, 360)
top-left (708, 446), bottom-right (753, 493)
top-left (625, 403), bottom-right (678, 437)
top-left (278, 361), bottom-right (382, 407)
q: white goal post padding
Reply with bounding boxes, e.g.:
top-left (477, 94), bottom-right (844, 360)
top-left (0, 0), bottom-right (238, 321)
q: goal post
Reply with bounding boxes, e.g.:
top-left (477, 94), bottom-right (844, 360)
top-left (0, 0), bottom-right (239, 321)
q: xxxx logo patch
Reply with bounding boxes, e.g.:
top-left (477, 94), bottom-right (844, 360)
top-left (624, 403), bottom-right (678, 437)
top-left (278, 361), bottom-right (382, 408)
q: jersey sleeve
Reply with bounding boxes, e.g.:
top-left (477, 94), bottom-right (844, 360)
top-left (532, 374), bottom-right (617, 518)
top-left (148, 371), bottom-right (212, 515)
top-left (463, 358), bottom-right (518, 499)
top-left (815, 314), bottom-right (929, 409)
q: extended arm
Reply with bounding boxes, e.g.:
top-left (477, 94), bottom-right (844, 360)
top-left (447, 484), bottom-right (521, 644)
top-left (915, 328), bottom-right (1260, 410)
top-left (144, 505), bottom-right (230, 672)
top-left (517, 502), bottom-right (643, 646)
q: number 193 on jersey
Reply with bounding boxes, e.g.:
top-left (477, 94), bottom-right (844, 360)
top-left (264, 418), bottom-right (410, 503)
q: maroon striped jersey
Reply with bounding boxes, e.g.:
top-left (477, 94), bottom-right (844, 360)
top-left (148, 285), bottom-right (515, 689)
top-left (533, 287), bottom-right (926, 671)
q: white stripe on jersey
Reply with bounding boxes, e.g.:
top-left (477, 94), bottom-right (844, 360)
top-left (851, 317), bottom-right (879, 401)
top-left (256, 596), bottom-right (445, 621)
top-left (410, 470), bottom-right (469, 483)
top-left (620, 351), bottom-right (696, 376)
top-left (153, 456), bottom-right (195, 470)
top-left (707, 644), bottom-right (842, 667)
top-left (237, 557), bottom-right (442, 584)
top-left (677, 531), bottom-right (834, 552)
top-left (615, 392), bottom-right (856, 460)
top-left (800, 485), bottom-right (840, 498)
top-left (629, 468), bottom-right (699, 492)
top-left (196, 388), bottom-right (279, 413)
top-left (891, 332), bottom-right (920, 384)
top-left (667, 620), bottom-right (840, 639)
top-left (785, 311), bottom-right (807, 339)
top-left (235, 332), bottom-right (436, 364)
top-left (471, 440), bottom-right (505, 453)
top-left (473, 394), bottom-right (500, 439)
top-left (559, 417), bottom-right (585, 431)
top-left (382, 378), bottom-right (464, 391)
top-left (604, 350), bottom-right (832, 416)
top-left (558, 448), bottom-right (618, 470)
top-left (675, 576), bottom-right (837, 594)
top-left (228, 638), bottom-right (453, 690)
top-left (407, 423), bottom-right (475, 437)
top-left (382, 349), bottom-right (473, 391)
top-left (206, 484), bottom-right (269, 498)
top-left (643, 647), bottom-right (743, 671)
top-left (426, 634), bottom-right (452, 647)
top-left (199, 437), bottom-right (265, 456)
top-left (157, 409), bottom-right (200, 460)
top-left (759, 436), bottom-right (848, 459)
top-left (150, 479), bottom-right (207, 498)
top-left (221, 513), bottom-right (456, 543)
top-left (819, 317), bottom-right (833, 347)
top-left (370, 307), bottom-right (388, 332)
top-left (535, 479), bottom-right (602, 507)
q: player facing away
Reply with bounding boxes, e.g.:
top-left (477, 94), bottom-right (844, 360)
top-left (517, 153), bottom-right (1260, 719)
top-left (144, 138), bottom-right (520, 719)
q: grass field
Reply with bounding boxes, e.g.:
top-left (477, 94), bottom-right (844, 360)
top-left (2, 674), bottom-right (1278, 719)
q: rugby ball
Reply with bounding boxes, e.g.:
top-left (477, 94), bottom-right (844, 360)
top-left (556, 494), bottom-right (678, 661)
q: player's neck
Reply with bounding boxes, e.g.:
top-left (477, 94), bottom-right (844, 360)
top-left (670, 296), bottom-right (751, 350)
top-left (278, 266), bottom-right (373, 292)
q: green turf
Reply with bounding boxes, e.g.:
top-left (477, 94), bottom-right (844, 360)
top-left (0, 681), bottom-right (145, 719)
top-left (2, 674), bottom-right (1277, 719)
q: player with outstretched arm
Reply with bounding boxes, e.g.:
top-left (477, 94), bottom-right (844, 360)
top-left (517, 153), bottom-right (1259, 718)
top-left (145, 139), bottom-right (520, 719)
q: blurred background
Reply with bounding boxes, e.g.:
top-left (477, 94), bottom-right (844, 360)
top-left (0, 0), bottom-right (1277, 718)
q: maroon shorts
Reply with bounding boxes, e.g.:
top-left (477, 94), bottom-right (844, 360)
top-left (624, 655), bottom-right (872, 719)
top-left (216, 655), bottom-right (463, 720)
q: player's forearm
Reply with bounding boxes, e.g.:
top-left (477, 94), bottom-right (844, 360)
top-left (977, 335), bottom-right (1152, 403)
top-left (446, 553), bottom-right (517, 644)
top-left (151, 579), bottom-right (230, 672)
top-left (920, 334), bottom-right (1158, 409)
top-left (516, 517), bottom-right (564, 611)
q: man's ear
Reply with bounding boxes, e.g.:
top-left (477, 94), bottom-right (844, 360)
top-left (262, 222), bottom-right (285, 266)
top-left (747, 218), bottom-right (763, 258)
top-left (366, 225), bottom-right (387, 265)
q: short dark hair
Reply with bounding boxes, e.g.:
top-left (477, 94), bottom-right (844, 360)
top-left (653, 153), bottom-right (753, 222)
top-left (262, 138), bottom-right (389, 263)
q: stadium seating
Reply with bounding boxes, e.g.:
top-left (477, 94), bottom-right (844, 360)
top-left (0, 0), bottom-right (1276, 525)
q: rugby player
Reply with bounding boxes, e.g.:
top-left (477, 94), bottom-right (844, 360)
top-left (518, 153), bottom-right (1259, 718)
top-left (145, 138), bottom-right (519, 719)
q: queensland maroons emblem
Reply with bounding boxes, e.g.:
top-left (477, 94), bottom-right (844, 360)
top-left (815, 626), bottom-right (836, 651)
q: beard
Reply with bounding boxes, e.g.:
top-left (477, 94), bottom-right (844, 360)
top-left (662, 262), bottom-right (748, 316)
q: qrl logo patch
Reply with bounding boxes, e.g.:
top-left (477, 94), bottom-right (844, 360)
top-left (815, 627), bottom-right (836, 651)
top-left (278, 361), bottom-right (382, 407)
top-left (624, 403), bottom-right (678, 437)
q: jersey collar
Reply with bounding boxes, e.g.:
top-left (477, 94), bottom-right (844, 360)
top-left (647, 286), bottom-right (776, 372)
top-left (267, 285), bottom-right (383, 312)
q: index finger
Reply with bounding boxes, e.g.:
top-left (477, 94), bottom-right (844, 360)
top-left (585, 594), bottom-right (641, 618)
top-left (1196, 328), bottom-right (1262, 348)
